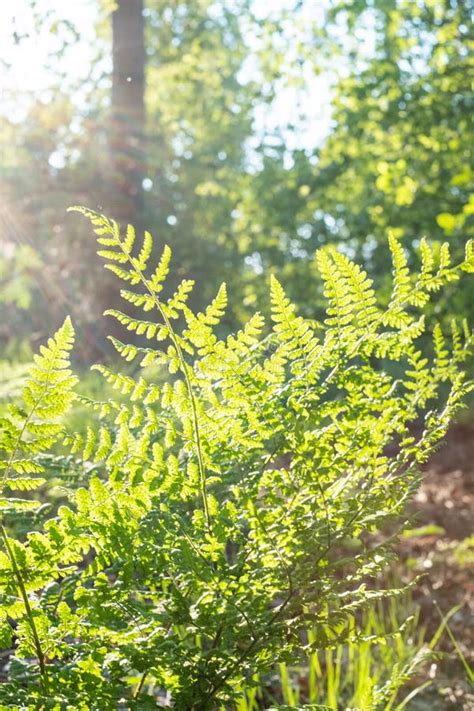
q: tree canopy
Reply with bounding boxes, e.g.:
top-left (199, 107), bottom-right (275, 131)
top-left (0, 0), bottom-right (472, 358)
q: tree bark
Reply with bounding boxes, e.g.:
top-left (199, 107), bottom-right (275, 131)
top-left (110, 0), bottom-right (146, 229)
top-left (86, 0), bottom-right (147, 360)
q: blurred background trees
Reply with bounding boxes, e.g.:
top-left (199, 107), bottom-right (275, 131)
top-left (0, 0), bottom-right (472, 362)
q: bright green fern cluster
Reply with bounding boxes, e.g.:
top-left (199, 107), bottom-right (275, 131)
top-left (0, 317), bottom-right (76, 695)
top-left (0, 208), bottom-right (472, 709)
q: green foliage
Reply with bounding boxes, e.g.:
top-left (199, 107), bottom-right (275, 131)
top-left (0, 317), bottom-right (76, 698)
top-left (0, 317), bottom-right (76, 507)
top-left (2, 0), bottom-right (472, 357)
top-left (0, 0), bottom-right (271, 350)
top-left (0, 209), bottom-right (472, 708)
top-left (236, 595), bottom-right (439, 711)
top-left (232, 0), bottom-right (473, 326)
top-left (309, 0), bottom-right (473, 319)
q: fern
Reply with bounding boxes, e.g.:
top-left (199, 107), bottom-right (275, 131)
top-left (1, 317), bottom-right (76, 502)
top-left (0, 210), bottom-right (471, 707)
top-left (0, 317), bottom-right (76, 695)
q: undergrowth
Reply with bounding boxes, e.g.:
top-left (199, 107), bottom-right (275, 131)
top-left (235, 594), bottom-right (469, 711)
top-left (0, 207), bottom-right (472, 708)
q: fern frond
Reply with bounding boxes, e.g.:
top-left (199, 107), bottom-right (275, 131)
top-left (4, 477), bottom-right (46, 491)
top-left (315, 249), bottom-right (355, 342)
top-left (462, 240), bottom-right (474, 272)
top-left (135, 230), bottom-right (153, 271)
top-left (150, 245), bottom-right (172, 293)
top-left (270, 275), bottom-right (318, 372)
top-left (183, 284), bottom-right (227, 355)
top-left (120, 289), bottom-right (156, 312)
top-left (384, 232), bottom-right (412, 326)
top-left (44, 208), bottom-right (470, 710)
top-left (330, 249), bottom-right (379, 330)
top-left (163, 279), bottom-right (195, 319)
top-left (122, 223), bottom-right (136, 255)
top-left (104, 263), bottom-right (141, 285)
top-left (1, 317), bottom-right (76, 495)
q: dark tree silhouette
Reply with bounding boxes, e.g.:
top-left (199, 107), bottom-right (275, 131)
top-left (110, 0), bottom-right (146, 229)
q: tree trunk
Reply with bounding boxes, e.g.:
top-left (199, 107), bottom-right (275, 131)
top-left (86, 0), bottom-right (146, 360)
top-left (110, 0), bottom-right (146, 229)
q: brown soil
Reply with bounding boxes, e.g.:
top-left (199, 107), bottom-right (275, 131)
top-left (395, 423), bottom-right (474, 709)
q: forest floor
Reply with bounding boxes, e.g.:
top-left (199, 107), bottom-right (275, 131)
top-left (395, 422), bottom-right (474, 709)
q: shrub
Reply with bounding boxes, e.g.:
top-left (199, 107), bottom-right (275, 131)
top-left (0, 207), bottom-right (472, 708)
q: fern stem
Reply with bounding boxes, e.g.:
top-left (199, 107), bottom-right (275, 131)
top-left (0, 524), bottom-right (48, 692)
top-left (113, 227), bottom-right (211, 529)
